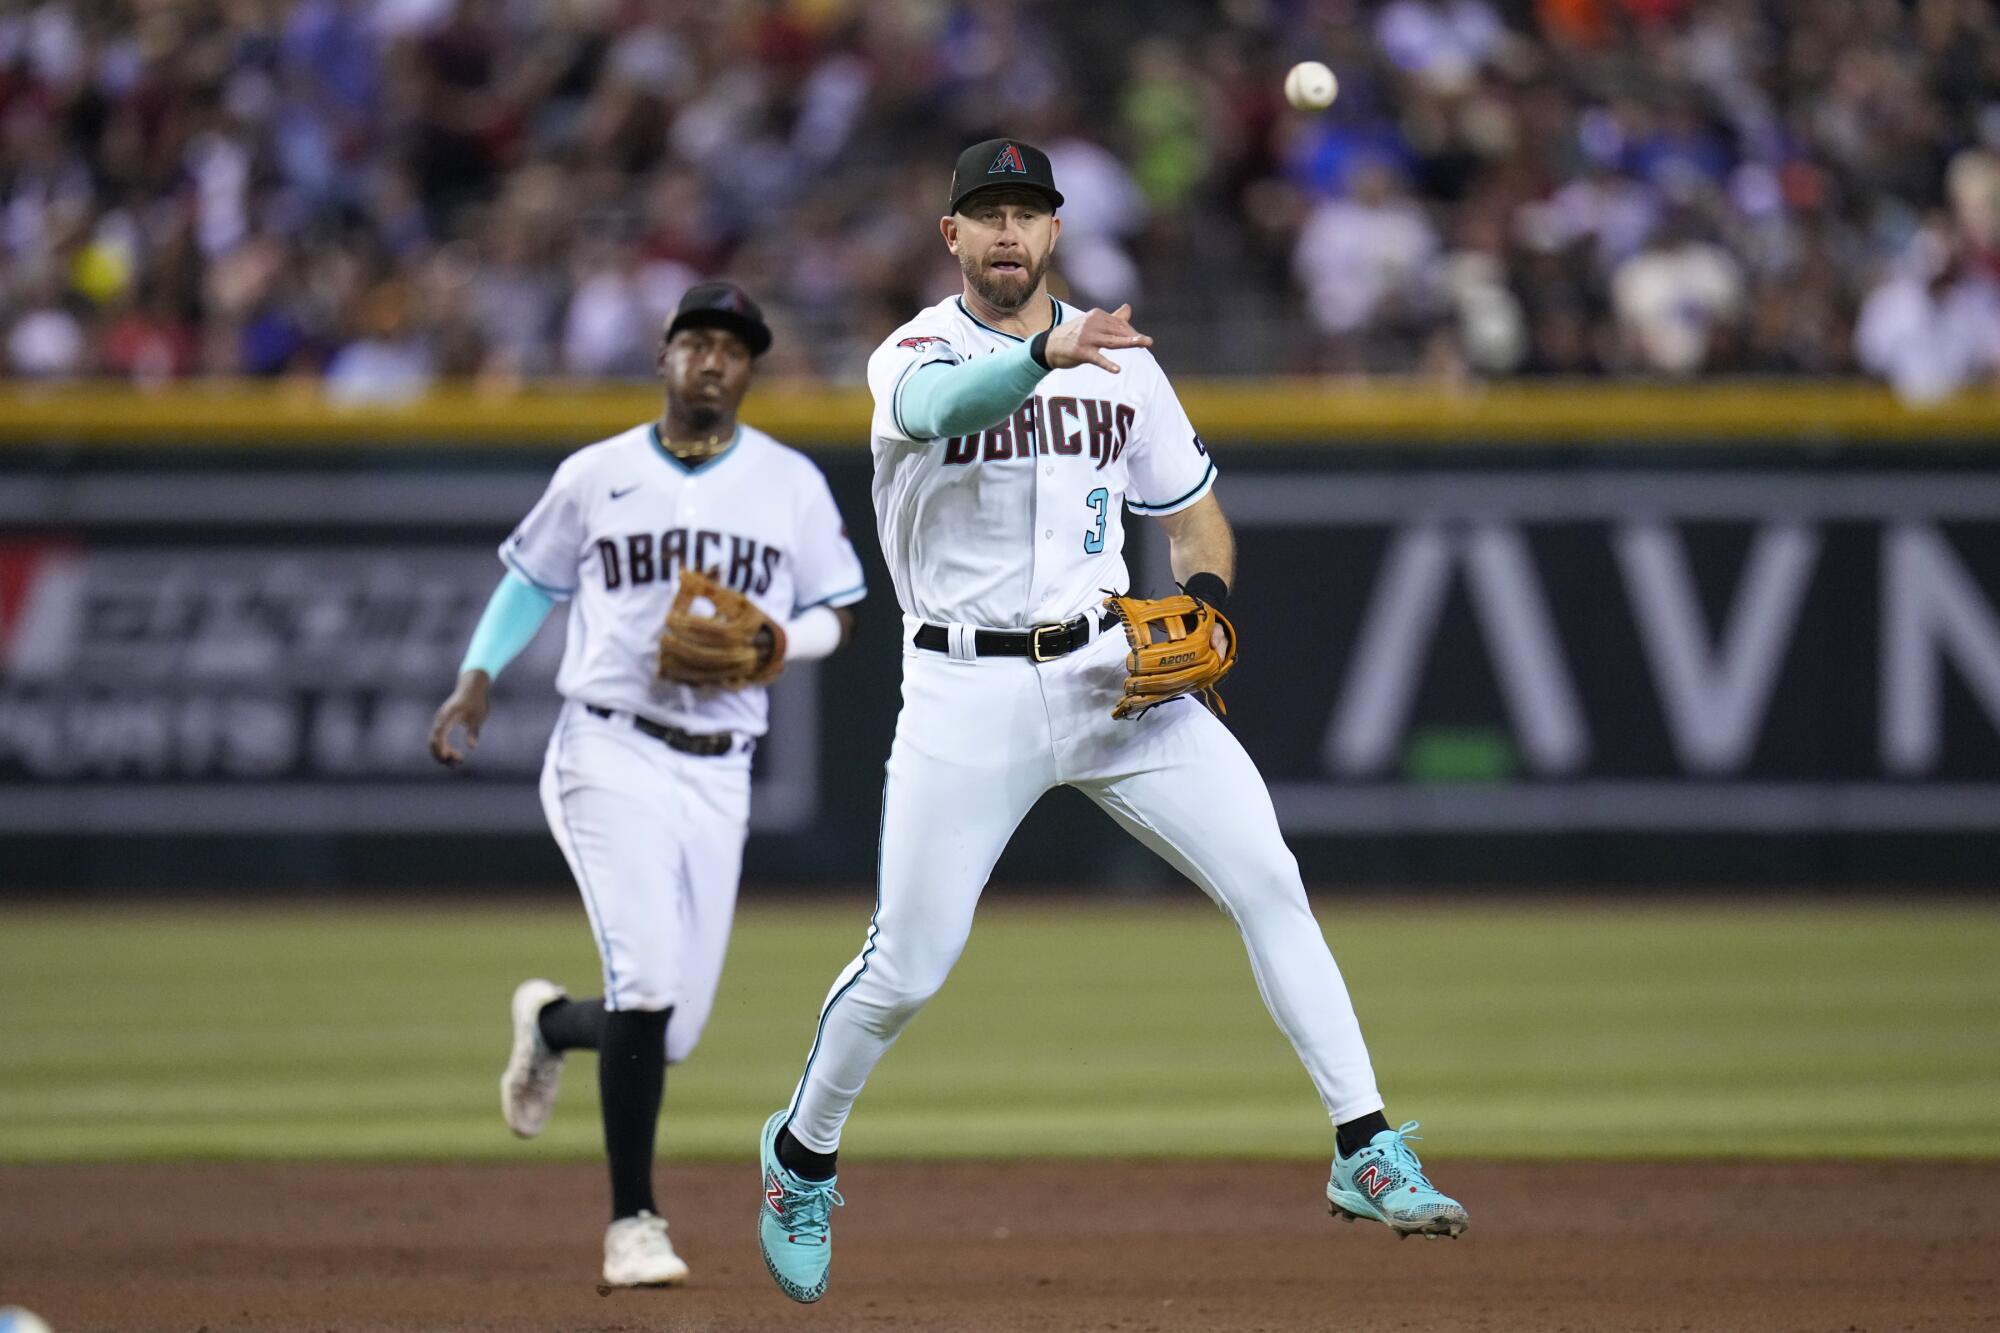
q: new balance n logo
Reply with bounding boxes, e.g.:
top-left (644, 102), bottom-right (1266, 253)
top-left (766, 1172), bottom-right (786, 1215)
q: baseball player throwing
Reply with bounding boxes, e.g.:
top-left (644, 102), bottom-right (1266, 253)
top-left (755, 140), bottom-right (1466, 1304)
top-left (429, 283), bottom-right (866, 1289)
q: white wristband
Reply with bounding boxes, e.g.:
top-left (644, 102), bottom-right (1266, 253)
top-left (784, 605), bottom-right (843, 663)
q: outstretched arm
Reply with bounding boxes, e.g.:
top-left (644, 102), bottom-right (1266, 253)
top-left (896, 305), bottom-right (1155, 439)
top-left (897, 344), bottom-right (1050, 439)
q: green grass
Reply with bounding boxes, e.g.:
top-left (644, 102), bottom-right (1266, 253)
top-left (1, 898), bottom-right (1996, 1161)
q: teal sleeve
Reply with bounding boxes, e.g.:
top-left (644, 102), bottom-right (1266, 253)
top-left (895, 341), bottom-right (1051, 439)
top-left (459, 571), bottom-right (557, 678)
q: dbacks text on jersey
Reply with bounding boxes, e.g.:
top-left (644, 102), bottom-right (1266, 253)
top-left (940, 396), bottom-right (1132, 469)
top-left (595, 528), bottom-right (783, 595)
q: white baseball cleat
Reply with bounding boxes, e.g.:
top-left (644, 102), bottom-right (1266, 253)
top-left (500, 978), bottom-right (566, 1138)
top-left (603, 1210), bottom-right (690, 1287)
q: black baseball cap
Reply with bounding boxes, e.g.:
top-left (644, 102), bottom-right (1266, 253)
top-left (664, 281), bottom-right (772, 357)
top-left (947, 138), bottom-right (1064, 215)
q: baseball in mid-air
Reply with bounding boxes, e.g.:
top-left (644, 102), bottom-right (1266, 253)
top-left (1284, 61), bottom-right (1339, 111)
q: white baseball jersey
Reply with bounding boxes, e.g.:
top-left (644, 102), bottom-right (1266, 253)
top-left (865, 294), bottom-right (1216, 629)
top-left (502, 421), bottom-right (866, 738)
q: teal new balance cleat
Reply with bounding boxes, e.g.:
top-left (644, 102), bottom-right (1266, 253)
top-left (758, 1110), bottom-right (844, 1302)
top-left (1327, 1120), bottom-right (1469, 1239)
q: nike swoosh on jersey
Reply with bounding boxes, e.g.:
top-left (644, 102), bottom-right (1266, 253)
top-left (610, 484), bottom-right (641, 499)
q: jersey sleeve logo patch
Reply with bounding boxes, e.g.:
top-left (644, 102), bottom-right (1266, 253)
top-left (989, 143), bottom-right (1027, 175)
top-left (898, 336), bottom-right (951, 352)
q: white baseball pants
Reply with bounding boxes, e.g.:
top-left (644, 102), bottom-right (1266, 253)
top-left (540, 700), bottom-right (750, 1063)
top-left (784, 621), bottom-right (1384, 1150)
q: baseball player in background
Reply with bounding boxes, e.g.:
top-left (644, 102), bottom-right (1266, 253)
top-left (429, 283), bottom-right (866, 1289)
top-left (755, 141), bottom-right (1466, 1304)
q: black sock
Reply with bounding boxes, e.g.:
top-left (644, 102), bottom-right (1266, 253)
top-left (776, 1124), bottom-right (838, 1181)
top-left (600, 1008), bottom-right (669, 1220)
top-left (537, 996), bottom-right (606, 1052)
top-left (1336, 1111), bottom-right (1393, 1157)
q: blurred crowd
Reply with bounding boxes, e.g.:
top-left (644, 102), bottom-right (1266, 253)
top-left (3, 0), bottom-right (1999, 399)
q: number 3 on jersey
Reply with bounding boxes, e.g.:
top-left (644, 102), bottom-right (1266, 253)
top-left (1083, 487), bottom-right (1109, 554)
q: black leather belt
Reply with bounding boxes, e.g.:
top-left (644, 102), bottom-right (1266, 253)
top-left (911, 610), bottom-right (1100, 662)
top-left (585, 705), bottom-right (734, 757)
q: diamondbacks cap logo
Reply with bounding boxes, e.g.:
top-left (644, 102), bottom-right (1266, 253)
top-left (989, 143), bottom-right (1027, 175)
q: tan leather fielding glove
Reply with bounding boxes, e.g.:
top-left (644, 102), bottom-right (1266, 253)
top-left (656, 568), bottom-right (786, 689)
top-left (1101, 589), bottom-right (1238, 720)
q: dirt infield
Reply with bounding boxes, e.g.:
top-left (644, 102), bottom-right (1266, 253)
top-left (2, 1161), bottom-right (1994, 1332)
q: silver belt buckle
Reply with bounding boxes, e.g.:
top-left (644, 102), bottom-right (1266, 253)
top-left (1029, 622), bottom-right (1066, 663)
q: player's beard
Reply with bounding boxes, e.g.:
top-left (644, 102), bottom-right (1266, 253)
top-left (962, 248), bottom-right (1050, 313)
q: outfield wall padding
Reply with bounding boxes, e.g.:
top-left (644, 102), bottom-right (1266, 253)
top-left (3, 383), bottom-right (1997, 888)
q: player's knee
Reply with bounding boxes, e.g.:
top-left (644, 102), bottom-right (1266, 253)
top-left (853, 967), bottom-right (950, 1028)
top-left (876, 937), bottom-right (961, 995)
top-left (1228, 846), bottom-right (1308, 912)
top-left (861, 981), bottom-right (938, 1027)
top-left (892, 978), bottom-right (947, 1019)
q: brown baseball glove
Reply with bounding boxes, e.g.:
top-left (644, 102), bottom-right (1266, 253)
top-left (1101, 589), bottom-right (1238, 720)
top-left (656, 568), bottom-right (786, 689)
